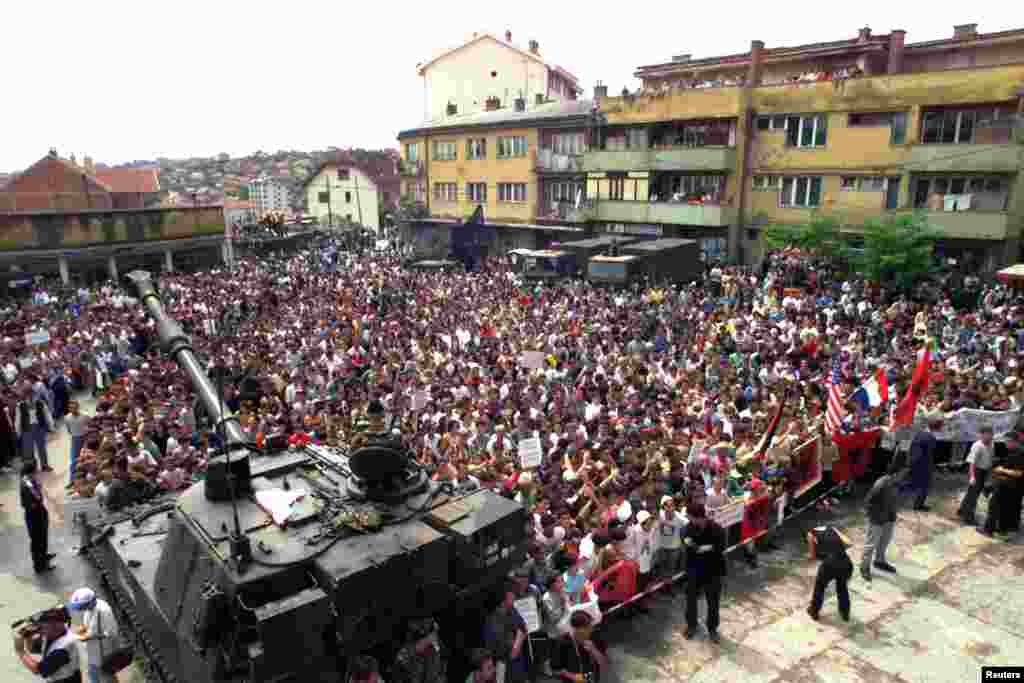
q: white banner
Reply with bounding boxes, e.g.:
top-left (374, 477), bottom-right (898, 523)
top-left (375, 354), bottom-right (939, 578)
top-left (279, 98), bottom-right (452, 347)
top-left (518, 437), bottom-right (543, 469)
top-left (709, 500), bottom-right (744, 528)
top-left (884, 407), bottom-right (1022, 448)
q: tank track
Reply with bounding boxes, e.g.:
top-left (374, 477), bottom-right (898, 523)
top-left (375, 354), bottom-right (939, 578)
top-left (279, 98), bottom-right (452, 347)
top-left (85, 539), bottom-right (177, 683)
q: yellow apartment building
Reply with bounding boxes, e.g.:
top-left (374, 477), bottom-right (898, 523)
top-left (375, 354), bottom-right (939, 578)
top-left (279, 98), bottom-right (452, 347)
top-left (583, 23), bottom-right (1024, 269)
top-left (397, 99), bottom-right (593, 260)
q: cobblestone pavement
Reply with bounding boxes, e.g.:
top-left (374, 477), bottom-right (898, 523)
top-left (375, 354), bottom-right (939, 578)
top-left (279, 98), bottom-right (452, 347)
top-left (0, 398), bottom-right (1019, 683)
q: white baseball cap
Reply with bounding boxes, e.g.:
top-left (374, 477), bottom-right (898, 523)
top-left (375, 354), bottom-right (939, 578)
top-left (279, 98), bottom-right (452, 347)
top-left (68, 588), bottom-right (96, 611)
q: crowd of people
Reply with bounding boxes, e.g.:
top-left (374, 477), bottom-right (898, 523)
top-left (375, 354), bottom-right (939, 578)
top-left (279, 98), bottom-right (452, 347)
top-left (4, 240), bottom-right (1024, 681)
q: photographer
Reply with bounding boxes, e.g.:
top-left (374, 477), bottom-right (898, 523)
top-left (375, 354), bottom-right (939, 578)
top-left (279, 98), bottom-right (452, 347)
top-left (12, 607), bottom-right (81, 683)
top-left (550, 611), bottom-right (605, 683)
top-left (67, 587), bottom-right (120, 683)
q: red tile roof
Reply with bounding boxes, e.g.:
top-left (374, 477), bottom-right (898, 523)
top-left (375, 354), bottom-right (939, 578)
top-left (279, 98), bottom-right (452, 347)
top-left (94, 167), bottom-right (160, 193)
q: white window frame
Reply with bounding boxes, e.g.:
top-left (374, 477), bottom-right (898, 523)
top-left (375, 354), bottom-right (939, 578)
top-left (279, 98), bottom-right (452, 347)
top-left (497, 136), bottom-right (528, 158)
top-left (405, 143), bottom-right (419, 163)
top-left (466, 138), bottom-right (487, 160)
top-left (552, 132), bottom-right (585, 155)
top-left (433, 140), bottom-right (457, 161)
top-left (466, 182), bottom-right (487, 202)
top-left (787, 114), bottom-right (827, 148)
top-left (497, 182), bottom-right (527, 202)
top-left (779, 176), bottom-right (822, 208)
top-left (433, 182), bottom-right (457, 201)
top-left (753, 175), bottom-right (778, 191)
top-left (859, 176), bottom-right (886, 192)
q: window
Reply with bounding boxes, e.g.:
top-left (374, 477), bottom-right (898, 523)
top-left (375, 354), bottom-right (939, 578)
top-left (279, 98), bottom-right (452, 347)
top-left (784, 114), bottom-right (827, 148)
top-left (545, 181), bottom-right (583, 202)
top-left (848, 112), bottom-right (894, 127)
top-left (466, 182), bottom-right (487, 202)
top-left (433, 182), bottom-right (457, 201)
top-left (756, 116), bottom-right (788, 131)
top-left (609, 176), bottom-right (625, 201)
top-left (859, 176), bottom-right (886, 192)
top-left (753, 175), bottom-right (779, 190)
top-left (497, 183), bottom-right (527, 202)
top-left (780, 176), bottom-right (822, 207)
top-left (466, 138), bottom-right (487, 160)
top-left (551, 132), bottom-right (585, 155)
top-left (920, 108), bottom-right (986, 144)
top-left (497, 136), bottom-right (527, 158)
top-left (345, 191), bottom-right (352, 203)
top-left (841, 177), bottom-right (858, 191)
top-left (337, 169), bottom-right (350, 180)
top-left (433, 140), bottom-right (457, 160)
top-left (405, 143), bottom-right (419, 162)
top-left (318, 191), bottom-right (329, 204)
top-left (890, 112), bottom-right (907, 145)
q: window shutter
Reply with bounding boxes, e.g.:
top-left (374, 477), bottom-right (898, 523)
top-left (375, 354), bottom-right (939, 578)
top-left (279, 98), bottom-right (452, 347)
top-left (814, 115), bottom-right (827, 146)
top-left (785, 117), bottom-right (800, 147)
top-left (809, 177), bottom-right (822, 206)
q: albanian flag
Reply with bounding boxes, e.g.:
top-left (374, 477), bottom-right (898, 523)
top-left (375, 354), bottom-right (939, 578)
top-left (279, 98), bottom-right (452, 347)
top-left (891, 339), bottom-right (934, 427)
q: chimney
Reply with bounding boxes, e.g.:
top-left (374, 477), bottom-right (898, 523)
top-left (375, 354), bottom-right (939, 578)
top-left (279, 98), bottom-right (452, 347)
top-left (594, 82), bottom-right (608, 99)
top-left (857, 27), bottom-right (872, 43)
top-left (84, 156), bottom-right (95, 174)
top-left (529, 40), bottom-right (539, 54)
top-left (505, 30), bottom-right (512, 42)
top-left (954, 23), bottom-right (978, 40)
top-left (514, 97), bottom-right (526, 112)
top-left (887, 30), bottom-right (906, 74)
top-left (672, 54), bottom-right (691, 63)
top-left (48, 148), bottom-right (58, 158)
top-left (535, 93), bottom-right (545, 105)
top-left (485, 96), bottom-right (501, 111)
top-left (747, 40), bottom-right (765, 87)
top-left (446, 102), bottom-right (457, 116)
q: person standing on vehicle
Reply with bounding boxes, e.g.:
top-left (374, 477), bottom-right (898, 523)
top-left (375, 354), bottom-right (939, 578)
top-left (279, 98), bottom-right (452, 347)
top-left (959, 426), bottom-right (995, 526)
top-left (860, 456), bottom-right (901, 582)
top-left (806, 525), bottom-right (854, 622)
top-left (67, 588), bottom-right (120, 683)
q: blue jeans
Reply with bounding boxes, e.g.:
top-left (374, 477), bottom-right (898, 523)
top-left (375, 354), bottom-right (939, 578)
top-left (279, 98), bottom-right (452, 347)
top-left (20, 427), bottom-right (48, 468)
top-left (87, 663), bottom-right (115, 683)
top-left (69, 435), bottom-right (84, 484)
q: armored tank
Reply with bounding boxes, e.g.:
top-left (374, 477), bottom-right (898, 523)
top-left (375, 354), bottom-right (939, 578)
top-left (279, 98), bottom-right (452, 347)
top-left (82, 271), bottom-right (527, 683)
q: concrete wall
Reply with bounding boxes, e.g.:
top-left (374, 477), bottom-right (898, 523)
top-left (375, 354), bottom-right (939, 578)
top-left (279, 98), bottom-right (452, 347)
top-left (598, 87), bottom-right (743, 124)
top-left (305, 166), bottom-right (380, 230)
top-left (0, 206), bottom-right (225, 251)
top-left (423, 36), bottom-right (554, 121)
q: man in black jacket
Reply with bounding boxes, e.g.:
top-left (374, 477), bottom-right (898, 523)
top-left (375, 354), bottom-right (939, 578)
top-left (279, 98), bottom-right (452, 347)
top-left (906, 418), bottom-right (941, 510)
top-left (20, 461), bottom-right (55, 573)
top-left (806, 525), bottom-right (854, 622)
top-left (682, 503), bottom-right (727, 643)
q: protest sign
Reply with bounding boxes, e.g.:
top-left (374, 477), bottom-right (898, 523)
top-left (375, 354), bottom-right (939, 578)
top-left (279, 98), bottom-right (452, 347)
top-left (886, 408), bottom-right (1021, 447)
top-left (519, 351), bottom-right (545, 369)
top-left (710, 501), bottom-right (744, 528)
top-left (25, 329), bottom-right (50, 346)
top-left (515, 596), bottom-right (542, 634)
top-left (412, 391), bottom-right (429, 411)
top-left (518, 437), bottom-right (543, 469)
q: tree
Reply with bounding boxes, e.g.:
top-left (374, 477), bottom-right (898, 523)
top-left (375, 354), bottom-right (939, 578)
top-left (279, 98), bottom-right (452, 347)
top-left (763, 212), bottom-right (840, 256)
top-left (238, 186), bottom-right (250, 201)
top-left (845, 212), bottom-right (938, 291)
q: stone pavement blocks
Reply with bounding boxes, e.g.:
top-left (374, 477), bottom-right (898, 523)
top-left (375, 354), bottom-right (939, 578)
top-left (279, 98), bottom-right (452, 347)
top-left (774, 647), bottom-right (906, 683)
top-left (684, 639), bottom-right (782, 683)
top-left (741, 570), bottom-right (818, 614)
top-left (714, 594), bottom-right (787, 643)
top-left (739, 610), bottom-right (849, 672)
top-left (839, 597), bottom-right (1024, 683)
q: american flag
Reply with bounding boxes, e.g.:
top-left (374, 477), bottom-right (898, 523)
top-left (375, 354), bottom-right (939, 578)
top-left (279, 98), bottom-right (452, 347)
top-left (825, 355), bottom-right (846, 435)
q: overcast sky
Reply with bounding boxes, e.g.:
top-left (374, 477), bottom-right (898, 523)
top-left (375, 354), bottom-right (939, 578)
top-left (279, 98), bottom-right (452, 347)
top-left (3, 2), bottom-right (1018, 172)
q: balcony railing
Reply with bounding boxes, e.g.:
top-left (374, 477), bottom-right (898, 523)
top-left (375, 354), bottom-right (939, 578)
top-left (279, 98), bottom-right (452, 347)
top-left (894, 209), bottom-right (1010, 240)
top-left (534, 149), bottom-right (584, 173)
top-left (582, 146), bottom-right (736, 173)
top-left (592, 199), bottom-right (735, 227)
top-left (536, 199), bottom-right (595, 222)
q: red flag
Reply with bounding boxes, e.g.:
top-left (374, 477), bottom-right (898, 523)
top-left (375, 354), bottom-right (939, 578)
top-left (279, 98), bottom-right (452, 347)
top-left (891, 344), bottom-right (931, 427)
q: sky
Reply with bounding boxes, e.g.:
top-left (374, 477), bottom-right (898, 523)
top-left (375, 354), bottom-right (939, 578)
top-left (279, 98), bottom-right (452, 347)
top-left (3, 2), bottom-right (1019, 172)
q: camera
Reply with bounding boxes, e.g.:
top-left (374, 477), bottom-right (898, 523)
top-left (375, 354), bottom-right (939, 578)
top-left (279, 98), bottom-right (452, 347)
top-left (11, 606), bottom-right (70, 635)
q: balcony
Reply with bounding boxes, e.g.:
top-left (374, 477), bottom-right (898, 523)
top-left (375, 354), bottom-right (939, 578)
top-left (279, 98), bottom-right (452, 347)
top-left (400, 159), bottom-right (424, 177)
top-left (582, 146), bottom-right (736, 173)
top-left (536, 199), bottom-right (595, 223)
top-left (593, 200), bottom-right (736, 227)
top-left (906, 210), bottom-right (1012, 240)
top-left (534, 149), bottom-right (584, 173)
top-left (905, 144), bottom-right (1022, 173)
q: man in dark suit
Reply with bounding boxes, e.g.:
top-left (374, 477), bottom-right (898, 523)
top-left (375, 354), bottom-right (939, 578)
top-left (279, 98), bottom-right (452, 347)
top-left (20, 461), bottom-right (55, 573)
top-left (906, 417), bottom-right (942, 511)
top-left (682, 503), bottom-right (727, 643)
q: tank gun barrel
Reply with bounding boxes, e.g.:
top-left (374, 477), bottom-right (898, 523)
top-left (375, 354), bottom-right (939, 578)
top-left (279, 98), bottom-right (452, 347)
top-left (125, 270), bottom-right (248, 452)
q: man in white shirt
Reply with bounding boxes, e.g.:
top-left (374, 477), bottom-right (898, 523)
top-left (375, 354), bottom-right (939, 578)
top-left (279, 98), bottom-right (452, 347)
top-left (67, 587), bottom-right (120, 683)
top-left (654, 496), bottom-right (687, 592)
top-left (958, 426), bottom-right (995, 525)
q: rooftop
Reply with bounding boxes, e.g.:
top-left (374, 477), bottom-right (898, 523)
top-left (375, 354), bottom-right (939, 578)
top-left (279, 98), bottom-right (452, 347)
top-left (398, 99), bottom-right (595, 138)
top-left (416, 31), bottom-right (580, 86)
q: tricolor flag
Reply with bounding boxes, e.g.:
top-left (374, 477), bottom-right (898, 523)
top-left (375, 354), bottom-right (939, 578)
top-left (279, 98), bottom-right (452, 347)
top-left (850, 368), bottom-right (889, 413)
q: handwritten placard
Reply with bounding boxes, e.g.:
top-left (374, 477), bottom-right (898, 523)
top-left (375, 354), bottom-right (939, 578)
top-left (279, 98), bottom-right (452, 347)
top-left (515, 596), bottom-right (542, 634)
top-left (518, 437), bottom-right (543, 470)
top-left (518, 351), bottom-right (546, 369)
top-left (25, 329), bottom-right (50, 346)
top-left (709, 500), bottom-right (744, 528)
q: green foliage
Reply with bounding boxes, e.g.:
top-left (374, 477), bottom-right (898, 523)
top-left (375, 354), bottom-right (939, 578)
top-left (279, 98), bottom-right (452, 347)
top-left (238, 186), bottom-right (250, 201)
top-left (398, 194), bottom-right (429, 219)
top-left (844, 212), bottom-right (938, 290)
top-left (763, 212), bottom-right (840, 256)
